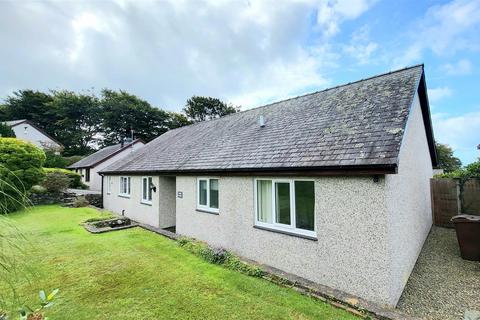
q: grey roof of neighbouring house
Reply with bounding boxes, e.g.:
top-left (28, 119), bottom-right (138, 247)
top-left (68, 139), bottom-right (144, 169)
top-left (101, 65), bottom-right (437, 175)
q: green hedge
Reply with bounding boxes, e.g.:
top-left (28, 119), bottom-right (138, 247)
top-left (43, 168), bottom-right (85, 189)
top-left (0, 138), bottom-right (45, 212)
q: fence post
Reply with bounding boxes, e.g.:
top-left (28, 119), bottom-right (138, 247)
top-left (455, 180), bottom-right (461, 215)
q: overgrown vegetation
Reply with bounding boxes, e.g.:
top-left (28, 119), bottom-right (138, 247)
top-left (177, 237), bottom-right (265, 277)
top-left (40, 171), bottom-right (71, 194)
top-left (0, 138), bottom-right (45, 213)
top-left (42, 168), bottom-right (84, 189)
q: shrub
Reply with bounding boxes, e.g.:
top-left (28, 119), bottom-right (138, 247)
top-left (177, 237), bottom-right (265, 277)
top-left (0, 122), bottom-right (14, 138)
top-left (42, 168), bottom-right (84, 188)
top-left (30, 185), bottom-right (47, 194)
top-left (0, 138), bottom-right (45, 212)
top-left (40, 171), bottom-right (70, 194)
top-left (44, 149), bottom-right (68, 168)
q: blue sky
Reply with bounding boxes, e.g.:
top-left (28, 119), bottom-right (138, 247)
top-left (0, 0), bottom-right (479, 164)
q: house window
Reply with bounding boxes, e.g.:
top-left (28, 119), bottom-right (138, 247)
top-left (106, 176), bottom-right (112, 194)
top-left (119, 176), bottom-right (131, 197)
top-left (255, 179), bottom-right (315, 237)
top-left (85, 168), bottom-right (90, 182)
top-left (142, 177), bottom-right (153, 204)
top-left (197, 178), bottom-right (219, 213)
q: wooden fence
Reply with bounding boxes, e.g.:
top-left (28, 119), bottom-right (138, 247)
top-left (431, 178), bottom-right (480, 228)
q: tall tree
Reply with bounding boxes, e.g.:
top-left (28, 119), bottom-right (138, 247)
top-left (183, 96), bottom-right (239, 122)
top-left (436, 142), bottom-right (462, 173)
top-left (167, 112), bottom-right (191, 129)
top-left (2, 90), bottom-right (54, 132)
top-left (101, 89), bottom-right (171, 145)
top-left (47, 90), bottom-right (102, 155)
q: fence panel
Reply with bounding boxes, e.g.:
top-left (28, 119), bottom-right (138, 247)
top-left (463, 179), bottom-right (480, 214)
top-left (431, 179), bottom-right (459, 228)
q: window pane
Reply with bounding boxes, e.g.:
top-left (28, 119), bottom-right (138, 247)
top-left (295, 181), bottom-right (315, 231)
top-left (199, 180), bottom-right (207, 206)
top-left (257, 180), bottom-right (272, 223)
top-left (127, 177), bottom-right (130, 194)
top-left (209, 179), bottom-right (219, 209)
top-left (148, 177), bottom-right (153, 201)
top-left (275, 182), bottom-right (291, 225)
top-left (142, 178), bottom-right (147, 200)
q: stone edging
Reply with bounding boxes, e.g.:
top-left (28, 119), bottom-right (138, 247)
top-left (133, 222), bottom-right (420, 320)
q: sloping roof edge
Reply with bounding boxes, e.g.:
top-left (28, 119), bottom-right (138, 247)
top-left (7, 119), bottom-right (63, 148)
top-left (67, 139), bottom-right (145, 169)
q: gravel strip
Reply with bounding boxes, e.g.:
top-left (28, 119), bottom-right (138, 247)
top-left (397, 226), bottom-right (480, 320)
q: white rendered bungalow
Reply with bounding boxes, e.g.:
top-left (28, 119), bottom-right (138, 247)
top-left (5, 119), bottom-right (62, 152)
top-left (68, 139), bottom-right (145, 191)
top-left (100, 65), bottom-right (437, 307)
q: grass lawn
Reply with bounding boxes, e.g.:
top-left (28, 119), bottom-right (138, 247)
top-left (1, 205), bottom-right (358, 319)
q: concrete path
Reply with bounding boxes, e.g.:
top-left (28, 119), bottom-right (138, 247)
top-left (67, 188), bottom-right (101, 195)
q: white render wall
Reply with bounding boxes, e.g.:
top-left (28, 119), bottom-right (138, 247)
top-left (80, 142), bottom-right (144, 191)
top-left (176, 175), bottom-right (393, 305)
top-left (11, 123), bottom-right (61, 150)
top-left (103, 175), bottom-right (176, 229)
top-left (385, 94), bottom-right (433, 303)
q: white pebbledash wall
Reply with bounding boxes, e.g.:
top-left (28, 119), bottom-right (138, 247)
top-left (102, 94), bottom-right (432, 306)
top-left (103, 175), bottom-right (176, 228)
top-left (11, 123), bottom-right (61, 150)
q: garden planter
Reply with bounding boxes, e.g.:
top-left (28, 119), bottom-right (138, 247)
top-left (451, 214), bottom-right (480, 261)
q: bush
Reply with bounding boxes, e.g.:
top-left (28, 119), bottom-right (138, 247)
top-left (42, 168), bottom-right (84, 188)
top-left (31, 185), bottom-right (47, 194)
top-left (0, 138), bottom-right (45, 212)
top-left (44, 149), bottom-right (68, 168)
top-left (177, 237), bottom-right (264, 277)
top-left (41, 171), bottom-right (70, 194)
top-left (0, 122), bottom-right (15, 138)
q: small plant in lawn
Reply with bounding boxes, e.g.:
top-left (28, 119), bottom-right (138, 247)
top-left (18, 289), bottom-right (59, 320)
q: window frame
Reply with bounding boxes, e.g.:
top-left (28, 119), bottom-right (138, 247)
top-left (119, 176), bottom-right (131, 198)
top-left (141, 176), bottom-right (153, 205)
top-left (254, 178), bottom-right (316, 238)
top-left (196, 177), bottom-right (219, 214)
top-left (85, 168), bottom-right (90, 182)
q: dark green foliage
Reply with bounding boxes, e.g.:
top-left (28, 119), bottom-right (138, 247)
top-left (183, 96), bottom-right (239, 122)
top-left (167, 112), bottom-right (192, 128)
top-left (47, 90), bottom-right (102, 156)
top-left (100, 89), bottom-right (172, 145)
top-left (177, 237), bottom-right (265, 277)
top-left (0, 138), bottom-right (45, 212)
top-left (43, 149), bottom-right (68, 168)
top-left (42, 168), bottom-right (84, 189)
top-left (0, 123), bottom-right (14, 138)
top-left (40, 171), bottom-right (71, 194)
top-left (62, 155), bottom-right (85, 167)
top-left (435, 142), bottom-right (462, 172)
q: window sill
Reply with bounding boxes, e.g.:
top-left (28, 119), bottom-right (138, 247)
top-left (118, 194), bottom-right (131, 199)
top-left (253, 225), bottom-right (317, 241)
top-left (196, 208), bottom-right (219, 215)
top-left (140, 201), bottom-right (152, 206)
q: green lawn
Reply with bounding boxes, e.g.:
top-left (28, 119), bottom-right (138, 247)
top-left (1, 205), bottom-right (357, 319)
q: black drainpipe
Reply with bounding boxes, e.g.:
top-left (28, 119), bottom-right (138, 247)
top-left (100, 173), bottom-right (104, 208)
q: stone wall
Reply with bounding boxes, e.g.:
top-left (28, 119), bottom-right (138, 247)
top-left (30, 192), bottom-right (76, 206)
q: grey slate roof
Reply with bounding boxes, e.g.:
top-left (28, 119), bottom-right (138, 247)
top-left (5, 120), bottom-right (26, 126)
top-left (68, 140), bottom-right (142, 169)
top-left (102, 65), bottom-right (430, 174)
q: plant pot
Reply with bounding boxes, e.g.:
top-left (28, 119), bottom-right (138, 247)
top-left (451, 214), bottom-right (480, 261)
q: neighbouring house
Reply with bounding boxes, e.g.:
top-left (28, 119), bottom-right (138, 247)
top-left (68, 139), bottom-right (145, 191)
top-left (99, 65), bottom-right (437, 307)
top-left (5, 119), bottom-right (62, 152)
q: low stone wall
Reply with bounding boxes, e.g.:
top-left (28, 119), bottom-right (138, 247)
top-left (29, 192), bottom-right (76, 206)
top-left (85, 194), bottom-right (103, 208)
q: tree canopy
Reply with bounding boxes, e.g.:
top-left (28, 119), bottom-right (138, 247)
top-left (183, 96), bottom-right (239, 122)
top-left (0, 122), bottom-right (14, 138)
top-left (435, 142), bottom-right (462, 173)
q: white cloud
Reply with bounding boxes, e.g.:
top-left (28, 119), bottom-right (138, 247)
top-left (441, 59), bottom-right (473, 75)
top-left (0, 0), bottom-right (378, 110)
top-left (394, 0), bottom-right (480, 67)
top-left (315, 0), bottom-right (378, 37)
top-left (428, 87), bottom-right (453, 103)
top-left (343, 26), bottom-right (378, 64)
top-left (432, 111), bottom-right (480, 164)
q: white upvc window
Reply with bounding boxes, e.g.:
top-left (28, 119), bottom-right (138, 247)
top-left (196, 178), bottom-right (219, 213)
top-left (106, 176), bottom-right (112, 194)
top-left (119, 176), bottom-right (131, 197)
top-left (254, 179), bottom-right (316, 238)
top-left (141, 176), bottom-right (153, 204)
